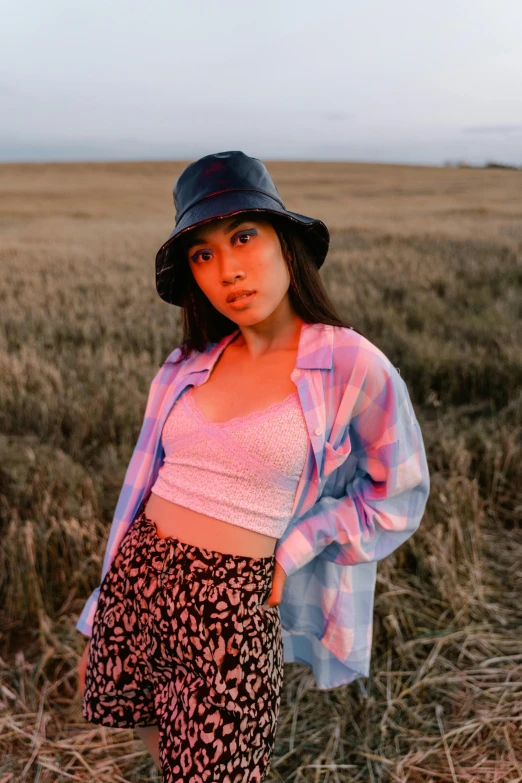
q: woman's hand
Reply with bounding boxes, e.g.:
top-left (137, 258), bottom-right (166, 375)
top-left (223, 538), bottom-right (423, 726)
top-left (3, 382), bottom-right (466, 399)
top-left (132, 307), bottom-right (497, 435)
top-left (78, 639), bottom-right (91, 697)
top-left (263, 561), bottom-right (287, 608)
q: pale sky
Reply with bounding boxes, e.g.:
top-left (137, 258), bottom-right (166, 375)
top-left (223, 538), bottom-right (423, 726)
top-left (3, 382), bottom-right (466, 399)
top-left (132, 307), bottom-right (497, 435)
top-left (2, 0), bottom-right (521, 166)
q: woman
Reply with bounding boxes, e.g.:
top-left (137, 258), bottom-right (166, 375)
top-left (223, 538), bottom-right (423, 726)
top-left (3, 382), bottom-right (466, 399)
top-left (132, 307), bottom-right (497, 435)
top-left (77, 151), bottom-right (430, 782)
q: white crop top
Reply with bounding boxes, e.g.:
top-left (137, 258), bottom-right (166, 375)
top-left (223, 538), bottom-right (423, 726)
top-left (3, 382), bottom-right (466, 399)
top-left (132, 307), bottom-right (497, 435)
top-left (149, 386), bottom-right (310, 539)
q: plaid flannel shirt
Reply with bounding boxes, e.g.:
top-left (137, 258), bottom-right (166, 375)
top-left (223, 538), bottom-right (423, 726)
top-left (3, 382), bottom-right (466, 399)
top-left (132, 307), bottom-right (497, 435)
top-left (76, 321), bottom-right (430, 690)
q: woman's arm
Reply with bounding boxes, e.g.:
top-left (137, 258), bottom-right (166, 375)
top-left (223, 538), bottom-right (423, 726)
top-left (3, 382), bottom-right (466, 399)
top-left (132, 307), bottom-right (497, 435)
top-left (75, 354), bottom-right (181, 637)
top-left (275, 357), bottom-right (430, 578)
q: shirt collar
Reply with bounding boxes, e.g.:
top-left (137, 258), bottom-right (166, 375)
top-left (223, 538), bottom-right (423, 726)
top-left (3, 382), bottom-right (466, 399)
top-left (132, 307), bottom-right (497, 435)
top-left (165, 321), bottom-right (334, 374)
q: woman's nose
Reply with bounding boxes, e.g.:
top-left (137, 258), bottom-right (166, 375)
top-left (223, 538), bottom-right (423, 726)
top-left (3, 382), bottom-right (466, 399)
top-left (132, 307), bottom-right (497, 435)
top-left (218, 252), bottom-right (245, 280)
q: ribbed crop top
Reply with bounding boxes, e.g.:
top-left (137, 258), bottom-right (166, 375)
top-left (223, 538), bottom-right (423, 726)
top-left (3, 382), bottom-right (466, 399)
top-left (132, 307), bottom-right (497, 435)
top-left (149, 386), bottom-right (310, 539)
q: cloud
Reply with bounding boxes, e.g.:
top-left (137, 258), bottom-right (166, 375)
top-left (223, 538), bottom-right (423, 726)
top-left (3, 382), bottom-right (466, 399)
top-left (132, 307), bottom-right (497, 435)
top-left (322, 112), bottom-right (353, 122)
top-left (0, 82), bottom-right (24, 99)
top-left (462, 124), bottom-right (522, 134)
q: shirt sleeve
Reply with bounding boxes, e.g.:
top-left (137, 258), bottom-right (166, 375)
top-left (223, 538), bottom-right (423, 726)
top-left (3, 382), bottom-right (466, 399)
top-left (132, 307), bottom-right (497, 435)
top-left (75, 360), bottom-right (171, 637)
top-left (274, 357), bottom-right (430, 578)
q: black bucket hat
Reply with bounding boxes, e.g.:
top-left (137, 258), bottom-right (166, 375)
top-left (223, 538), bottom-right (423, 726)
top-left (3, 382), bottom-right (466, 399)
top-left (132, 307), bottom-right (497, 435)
top-left (155, 150), bottom-right (330, 307)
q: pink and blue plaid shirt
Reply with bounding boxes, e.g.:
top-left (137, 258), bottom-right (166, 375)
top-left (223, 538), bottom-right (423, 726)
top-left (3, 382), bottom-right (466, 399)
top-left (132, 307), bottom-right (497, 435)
top-left (77, 321), bottom-right (430, 690)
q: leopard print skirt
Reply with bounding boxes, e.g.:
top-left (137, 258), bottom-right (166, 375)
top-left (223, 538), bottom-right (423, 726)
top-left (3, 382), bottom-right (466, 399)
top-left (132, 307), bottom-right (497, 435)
top-left (82, 499), bottom-right (285, 782)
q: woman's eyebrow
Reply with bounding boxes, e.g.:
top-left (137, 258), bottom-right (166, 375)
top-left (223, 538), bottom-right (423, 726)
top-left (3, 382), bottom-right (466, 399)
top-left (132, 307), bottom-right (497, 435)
top-left (186, 217), bottom-right (254, 249)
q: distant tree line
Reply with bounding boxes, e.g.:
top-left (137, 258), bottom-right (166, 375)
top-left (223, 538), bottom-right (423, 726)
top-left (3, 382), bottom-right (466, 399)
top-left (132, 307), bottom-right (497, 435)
top-left (444, 159), bottom-right (521, 170)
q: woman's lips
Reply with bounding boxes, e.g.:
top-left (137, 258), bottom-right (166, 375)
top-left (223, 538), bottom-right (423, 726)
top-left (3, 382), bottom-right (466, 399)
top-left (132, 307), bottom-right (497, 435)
top-left (227, 291), bottom-right (257, 308)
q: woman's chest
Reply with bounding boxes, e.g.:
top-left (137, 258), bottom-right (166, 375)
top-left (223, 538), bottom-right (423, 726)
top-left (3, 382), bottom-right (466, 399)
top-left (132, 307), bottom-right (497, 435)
top-left (191, 347), bottom-right (299, 423)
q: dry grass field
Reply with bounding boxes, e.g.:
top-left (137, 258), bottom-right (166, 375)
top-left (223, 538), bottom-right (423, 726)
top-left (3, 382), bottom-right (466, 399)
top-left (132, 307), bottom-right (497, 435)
top-left (1, 160), bottom-right (521, 782)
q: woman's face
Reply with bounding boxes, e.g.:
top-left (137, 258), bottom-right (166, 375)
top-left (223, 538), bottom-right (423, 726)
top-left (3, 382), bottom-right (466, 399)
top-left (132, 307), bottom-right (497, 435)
top-left (183, 214), bottom-right (292, 323)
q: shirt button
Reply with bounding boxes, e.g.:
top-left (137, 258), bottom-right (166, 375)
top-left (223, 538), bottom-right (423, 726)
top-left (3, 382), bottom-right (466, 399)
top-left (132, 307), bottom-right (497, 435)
top-left (291, 370), bottom-right (301, 380)
top-left (315, 427), bottom-right (322, 436)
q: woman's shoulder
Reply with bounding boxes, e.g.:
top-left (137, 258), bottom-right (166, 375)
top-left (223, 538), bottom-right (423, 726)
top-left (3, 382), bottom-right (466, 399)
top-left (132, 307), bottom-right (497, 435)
top-left (163, 345), bottom-right (184, 365)
top-left (331, 324), bottom-right (401, 385)
top-left (331, 324), bottom-right (391, 364)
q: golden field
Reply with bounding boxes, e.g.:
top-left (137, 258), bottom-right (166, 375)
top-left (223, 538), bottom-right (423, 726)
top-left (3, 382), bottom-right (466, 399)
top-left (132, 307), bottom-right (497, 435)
top-left (0, 160), bottom-right (521, 782)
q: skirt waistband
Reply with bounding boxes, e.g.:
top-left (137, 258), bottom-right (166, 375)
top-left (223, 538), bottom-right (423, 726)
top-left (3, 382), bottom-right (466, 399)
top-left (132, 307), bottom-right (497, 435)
top-left (130, 500), bottom-right (276, 592)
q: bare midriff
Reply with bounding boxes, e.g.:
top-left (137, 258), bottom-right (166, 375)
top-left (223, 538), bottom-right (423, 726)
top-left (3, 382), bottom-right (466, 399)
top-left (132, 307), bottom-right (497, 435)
top-left (144, 493), bottom-right (279, 558)
top-left (144, 322), bottom-right (303, 560)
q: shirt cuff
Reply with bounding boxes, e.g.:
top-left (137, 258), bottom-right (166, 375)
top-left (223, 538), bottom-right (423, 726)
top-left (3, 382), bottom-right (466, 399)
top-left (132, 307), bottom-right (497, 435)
top-left (274, 527), bottom-right (315, 578)
top-left (75, 587), bottom-right (100, 637)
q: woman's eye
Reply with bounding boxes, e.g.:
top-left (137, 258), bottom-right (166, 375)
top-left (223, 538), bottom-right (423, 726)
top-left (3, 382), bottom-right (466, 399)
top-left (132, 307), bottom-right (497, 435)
top-left (236, 231), bottom-right (255, 245)
top-left (191, 250), bottom-right (211, 263)
top-left (191, 230), bottom-right (256, 263)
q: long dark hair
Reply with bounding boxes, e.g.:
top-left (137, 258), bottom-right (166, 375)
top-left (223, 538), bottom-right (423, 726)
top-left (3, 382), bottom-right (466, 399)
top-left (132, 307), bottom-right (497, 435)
top-left (170, 210), bottom-right (363, 364)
